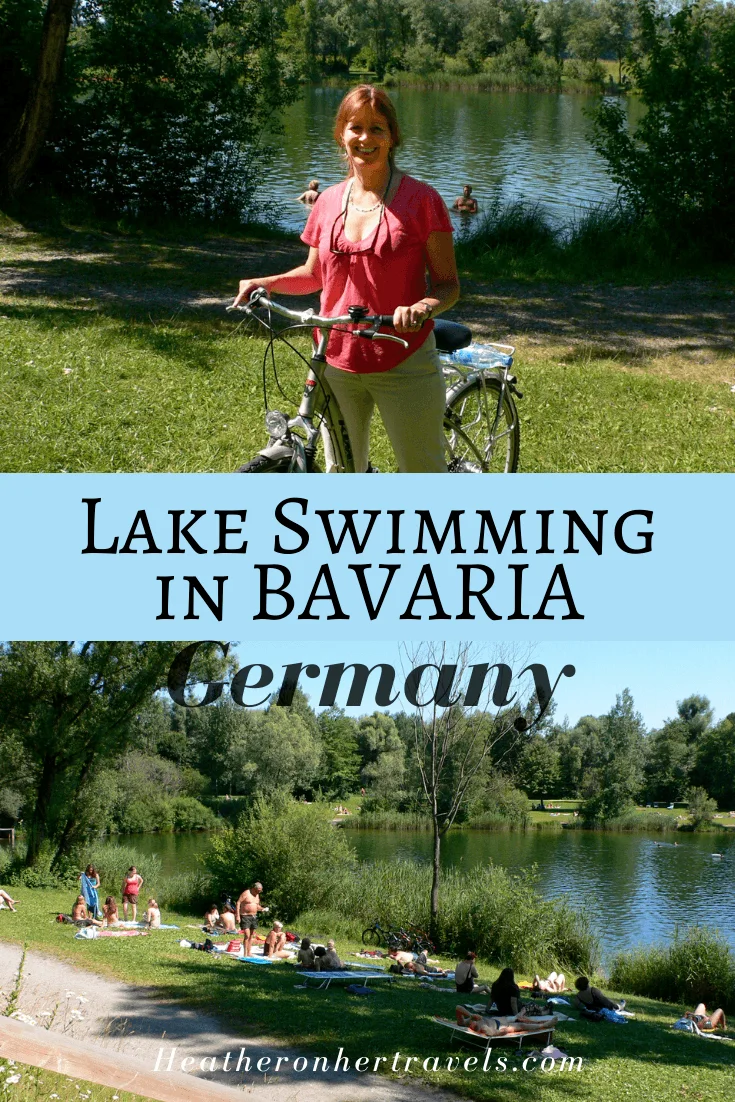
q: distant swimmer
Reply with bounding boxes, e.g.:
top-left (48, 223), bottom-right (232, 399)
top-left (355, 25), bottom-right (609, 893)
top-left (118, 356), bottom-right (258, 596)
top-left (297, 180), bottom-right (320, 206)
top-left (712, 853), bottom-right (724, 859)
top-left (453, 184), bottom-right (478, 214)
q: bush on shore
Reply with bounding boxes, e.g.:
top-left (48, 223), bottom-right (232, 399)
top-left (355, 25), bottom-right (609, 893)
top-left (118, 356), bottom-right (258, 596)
top-left (610, 927), bottom-right (735, 1012)
top-left (207, 795), bottom-right (358, 922)
top-left (300, 860), bottom-right (599, 972)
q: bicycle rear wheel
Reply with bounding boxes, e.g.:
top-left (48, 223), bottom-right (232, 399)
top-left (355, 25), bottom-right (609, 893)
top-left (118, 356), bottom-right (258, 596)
top-left (362, 926), bottom-right (382, 947)
top-left (444, 375), bottom-right (519, 473)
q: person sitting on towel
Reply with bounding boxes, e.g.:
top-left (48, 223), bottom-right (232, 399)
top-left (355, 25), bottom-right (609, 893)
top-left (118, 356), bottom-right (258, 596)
top-left (204, 904), bottom-right (219, 932)
top-left (103, 896), bottom-right (120, 927)
top-left (297, 937), bottom-right (316, 970)
top-left (573, 976), bottom-right (624, 1012)
top-left (143, 899), bottom-right (161, 928)
top-left (264, 920), bottom-right (291, 958)
top-left (490, 968), bottom-right (524, 1015)
top-left (455, 951), bottom-right (491, 995)
top-left (315, 941), bottom-right (343, 971)
top-left (71, 896), bottom-right (102, 927)
top-left (215, 904), bottom-right (237, 933)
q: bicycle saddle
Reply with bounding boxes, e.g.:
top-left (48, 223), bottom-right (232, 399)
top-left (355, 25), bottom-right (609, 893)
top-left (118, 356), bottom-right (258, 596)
top-left (433, 319), bottom-right (472, 353)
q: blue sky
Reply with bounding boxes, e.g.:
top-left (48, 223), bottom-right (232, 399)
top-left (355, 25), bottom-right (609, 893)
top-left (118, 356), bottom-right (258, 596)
top-left (230, 640), bottom-right (735, 730)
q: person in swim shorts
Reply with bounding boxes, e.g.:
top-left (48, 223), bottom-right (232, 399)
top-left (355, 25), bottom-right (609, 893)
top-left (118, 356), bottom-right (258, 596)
top-left (235, 881), bottom-right (268, 957)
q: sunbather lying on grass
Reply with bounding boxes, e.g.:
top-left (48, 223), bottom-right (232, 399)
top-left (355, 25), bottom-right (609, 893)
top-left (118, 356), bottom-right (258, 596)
top-left (685, 1004), bottom-right (727, 1032)
top-left (456, 1005), bottom-right (558, 1037)
top-left (533, 971), bottom-right (566, 994)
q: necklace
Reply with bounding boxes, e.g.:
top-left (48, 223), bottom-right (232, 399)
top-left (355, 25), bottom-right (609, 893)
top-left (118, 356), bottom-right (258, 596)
top-left (348, 165), bottom-right (393, 213)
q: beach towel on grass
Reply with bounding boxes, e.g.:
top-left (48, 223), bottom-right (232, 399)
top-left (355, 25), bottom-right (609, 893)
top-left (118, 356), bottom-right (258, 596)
top-left (80, 873), bottom-right (100, 918)
top-left (118, 921), bottom-right (179, 930)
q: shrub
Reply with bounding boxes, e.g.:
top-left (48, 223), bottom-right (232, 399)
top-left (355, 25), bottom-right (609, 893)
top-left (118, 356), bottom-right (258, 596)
top-left (310, 859), bottom-right (599, 972)
top-left (207, 795), bottom-right (357, 922)
top-left (610, 927), bottom-right (735, 1011)
top-left (169, 797), bottom-right (219, 832)
top-left (590, 0), bottom-right (735, 252)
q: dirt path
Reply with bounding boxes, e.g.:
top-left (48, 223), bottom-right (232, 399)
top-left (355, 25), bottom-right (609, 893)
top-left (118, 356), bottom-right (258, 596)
top-left (2, 226), bottom-right (733, 373)
top-left (0, 942), bottom-right (451, 1101)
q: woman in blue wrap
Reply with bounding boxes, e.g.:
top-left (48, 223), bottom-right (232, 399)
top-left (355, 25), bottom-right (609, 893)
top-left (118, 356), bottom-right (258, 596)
top-left (79, 864), bottom-right (101, 919)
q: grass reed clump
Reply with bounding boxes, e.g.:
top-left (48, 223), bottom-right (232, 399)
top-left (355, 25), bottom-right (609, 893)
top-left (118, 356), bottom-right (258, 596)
top-left (610, 927), bottom-right (735, 1012)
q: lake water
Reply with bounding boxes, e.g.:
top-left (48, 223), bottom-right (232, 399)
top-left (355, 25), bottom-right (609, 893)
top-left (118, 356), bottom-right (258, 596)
top-left (130, 827), bottom-right (735, 959)
top-left (261, 85), bottom-right (633, 234)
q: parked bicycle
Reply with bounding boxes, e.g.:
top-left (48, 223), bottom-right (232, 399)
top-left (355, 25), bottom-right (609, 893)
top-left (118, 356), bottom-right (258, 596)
top-left (361, 919), bottom-right (412, 950)
top-left (227, 289), bottom-right (521, 474)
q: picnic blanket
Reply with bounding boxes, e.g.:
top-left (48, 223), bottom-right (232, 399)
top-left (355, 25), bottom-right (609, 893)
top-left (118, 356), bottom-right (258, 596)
top-left (75, 927), bottom-right (149, 940)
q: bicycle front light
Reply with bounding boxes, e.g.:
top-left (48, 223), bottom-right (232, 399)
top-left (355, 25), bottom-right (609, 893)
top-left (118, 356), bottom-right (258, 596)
top-left (265, 411), bottom-right (289, 439)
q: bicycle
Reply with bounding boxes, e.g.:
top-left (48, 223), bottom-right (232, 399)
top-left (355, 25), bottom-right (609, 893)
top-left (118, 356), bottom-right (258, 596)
top-left (361, 919), bottom-right (412, 950)
top-left (227, 289), bottom-right (521, 474)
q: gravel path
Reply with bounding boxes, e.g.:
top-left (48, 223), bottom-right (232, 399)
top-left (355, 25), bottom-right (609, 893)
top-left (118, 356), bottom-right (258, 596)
top-left (0, 941), bottom-right (452, 1101)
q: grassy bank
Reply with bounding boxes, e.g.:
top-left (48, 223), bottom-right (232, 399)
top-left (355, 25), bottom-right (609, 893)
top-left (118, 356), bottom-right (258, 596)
top-left (1, 893), bottom-right (734, 1102)
top-left (1, 212), bottom-right (734, 473)
top-left (0, 1061), bottom-right (153, 1102)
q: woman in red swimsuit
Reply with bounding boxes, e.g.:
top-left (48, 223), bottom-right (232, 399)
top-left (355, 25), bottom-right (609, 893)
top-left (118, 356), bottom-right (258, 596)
top-left (234, 85), bottom-right (460, 473)
top-left (120, 865), bottom-right (144, 922)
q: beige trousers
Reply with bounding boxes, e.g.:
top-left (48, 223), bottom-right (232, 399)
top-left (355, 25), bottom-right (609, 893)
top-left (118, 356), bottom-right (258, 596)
top-left (324, 332), bottom-right (447, 473)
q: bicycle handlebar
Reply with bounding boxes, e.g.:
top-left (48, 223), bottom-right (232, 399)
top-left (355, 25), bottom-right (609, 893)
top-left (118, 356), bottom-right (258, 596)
top-left (227, 289), bottom-right (409, 347)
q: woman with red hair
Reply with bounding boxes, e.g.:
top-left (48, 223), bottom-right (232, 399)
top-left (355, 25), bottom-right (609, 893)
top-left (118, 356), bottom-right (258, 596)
top-left (234, 85), bottom-right (459, 472)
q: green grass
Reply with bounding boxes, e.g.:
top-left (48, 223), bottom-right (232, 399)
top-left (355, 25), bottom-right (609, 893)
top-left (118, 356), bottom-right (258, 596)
top-left (0, 1061), bottom-right (155, 1102)
top-left (2, 217), bottom-right (734, 472)
top-left (2, 891), bottom-right (735, 1101)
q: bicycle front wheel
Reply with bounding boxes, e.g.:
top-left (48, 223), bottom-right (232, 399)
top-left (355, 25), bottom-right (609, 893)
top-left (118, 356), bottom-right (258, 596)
top-left (444, 375), bottom-right (520, 473)
top-left (236, 454), bottom-right (294, 473)
top-left (362, 926), bottom-right (382, 947)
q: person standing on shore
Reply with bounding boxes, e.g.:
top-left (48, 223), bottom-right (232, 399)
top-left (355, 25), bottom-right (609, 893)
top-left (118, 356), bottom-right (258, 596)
top-left (121, 866), bottom-right (144, 922)
top-left (235, 881), bottom-right (269, 957)
top-left (79, 865), bottom-right (101, 919)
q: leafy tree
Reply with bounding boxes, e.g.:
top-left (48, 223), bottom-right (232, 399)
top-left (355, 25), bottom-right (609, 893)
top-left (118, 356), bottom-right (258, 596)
top-left (687, 785), bottom-right (717, 829)
top-left (316, 707), bottom-right (361, 797)
top-left (590, 0), bottom-right (735, 248)
top-left (582, 689), bottom-right (645, 822)
top-left (598, 0), bottom-right (633, 82)
top-left (676, 694), bottom-right (713, 742)
top-left (643, 721), bottom-right (692, 803)
top-left (398, 642), bottom-right (553, 940)
top-left (0, 641), bottom-right (225, 867)
top-left (357, 712), bottom-right (406, 805)
top-left (515, 734), bottom-right (560, 797)
top-left (208, 794), bottom-right (357, 921)
top-left (536, 0), bottom-right (572, 65)
top-left (691, 713), bottom-right (735, 809)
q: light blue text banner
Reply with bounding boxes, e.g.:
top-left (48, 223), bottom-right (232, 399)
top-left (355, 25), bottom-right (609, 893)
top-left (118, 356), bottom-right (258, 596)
top-left (0, 474), bottom-right (729, 640)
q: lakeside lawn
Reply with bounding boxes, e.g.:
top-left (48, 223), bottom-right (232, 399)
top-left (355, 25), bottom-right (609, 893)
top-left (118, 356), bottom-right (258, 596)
top-left (2, 219), bottom-right (734, 473)
top-left (0, 1062), bottom-right (152, 1102)
top-left (1, 891), bottom-right (735, 1102)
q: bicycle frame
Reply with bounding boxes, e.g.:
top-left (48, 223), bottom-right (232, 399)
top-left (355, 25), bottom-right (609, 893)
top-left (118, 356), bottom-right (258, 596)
top-left (230, 292), bottom-right (407, 473)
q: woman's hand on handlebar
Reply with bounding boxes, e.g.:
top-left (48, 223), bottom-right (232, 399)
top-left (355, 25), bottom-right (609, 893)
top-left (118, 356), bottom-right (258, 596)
top-left (233, 278), bottom-right (268, 309)
top-left (392, 302), bottom-right (432, 334)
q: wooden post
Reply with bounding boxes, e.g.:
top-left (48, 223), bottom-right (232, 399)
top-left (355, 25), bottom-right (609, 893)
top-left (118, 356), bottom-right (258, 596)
top-left (0, 1016), bottom-right (251, 1102)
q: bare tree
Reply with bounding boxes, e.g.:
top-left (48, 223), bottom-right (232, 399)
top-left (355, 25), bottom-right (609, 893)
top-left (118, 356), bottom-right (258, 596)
top-left (399, 641), bottom-right (574, 942)
top-left (0, 0), bottom-right (75, 200)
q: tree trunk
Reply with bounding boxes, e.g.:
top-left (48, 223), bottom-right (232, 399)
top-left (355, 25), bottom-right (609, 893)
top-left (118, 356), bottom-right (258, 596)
top-left (0, 0), bottom-right (75, 199)
top-left (25, 755), bottom-right (57, 867)
top-left (429, 820), bottom-right (441, 943)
